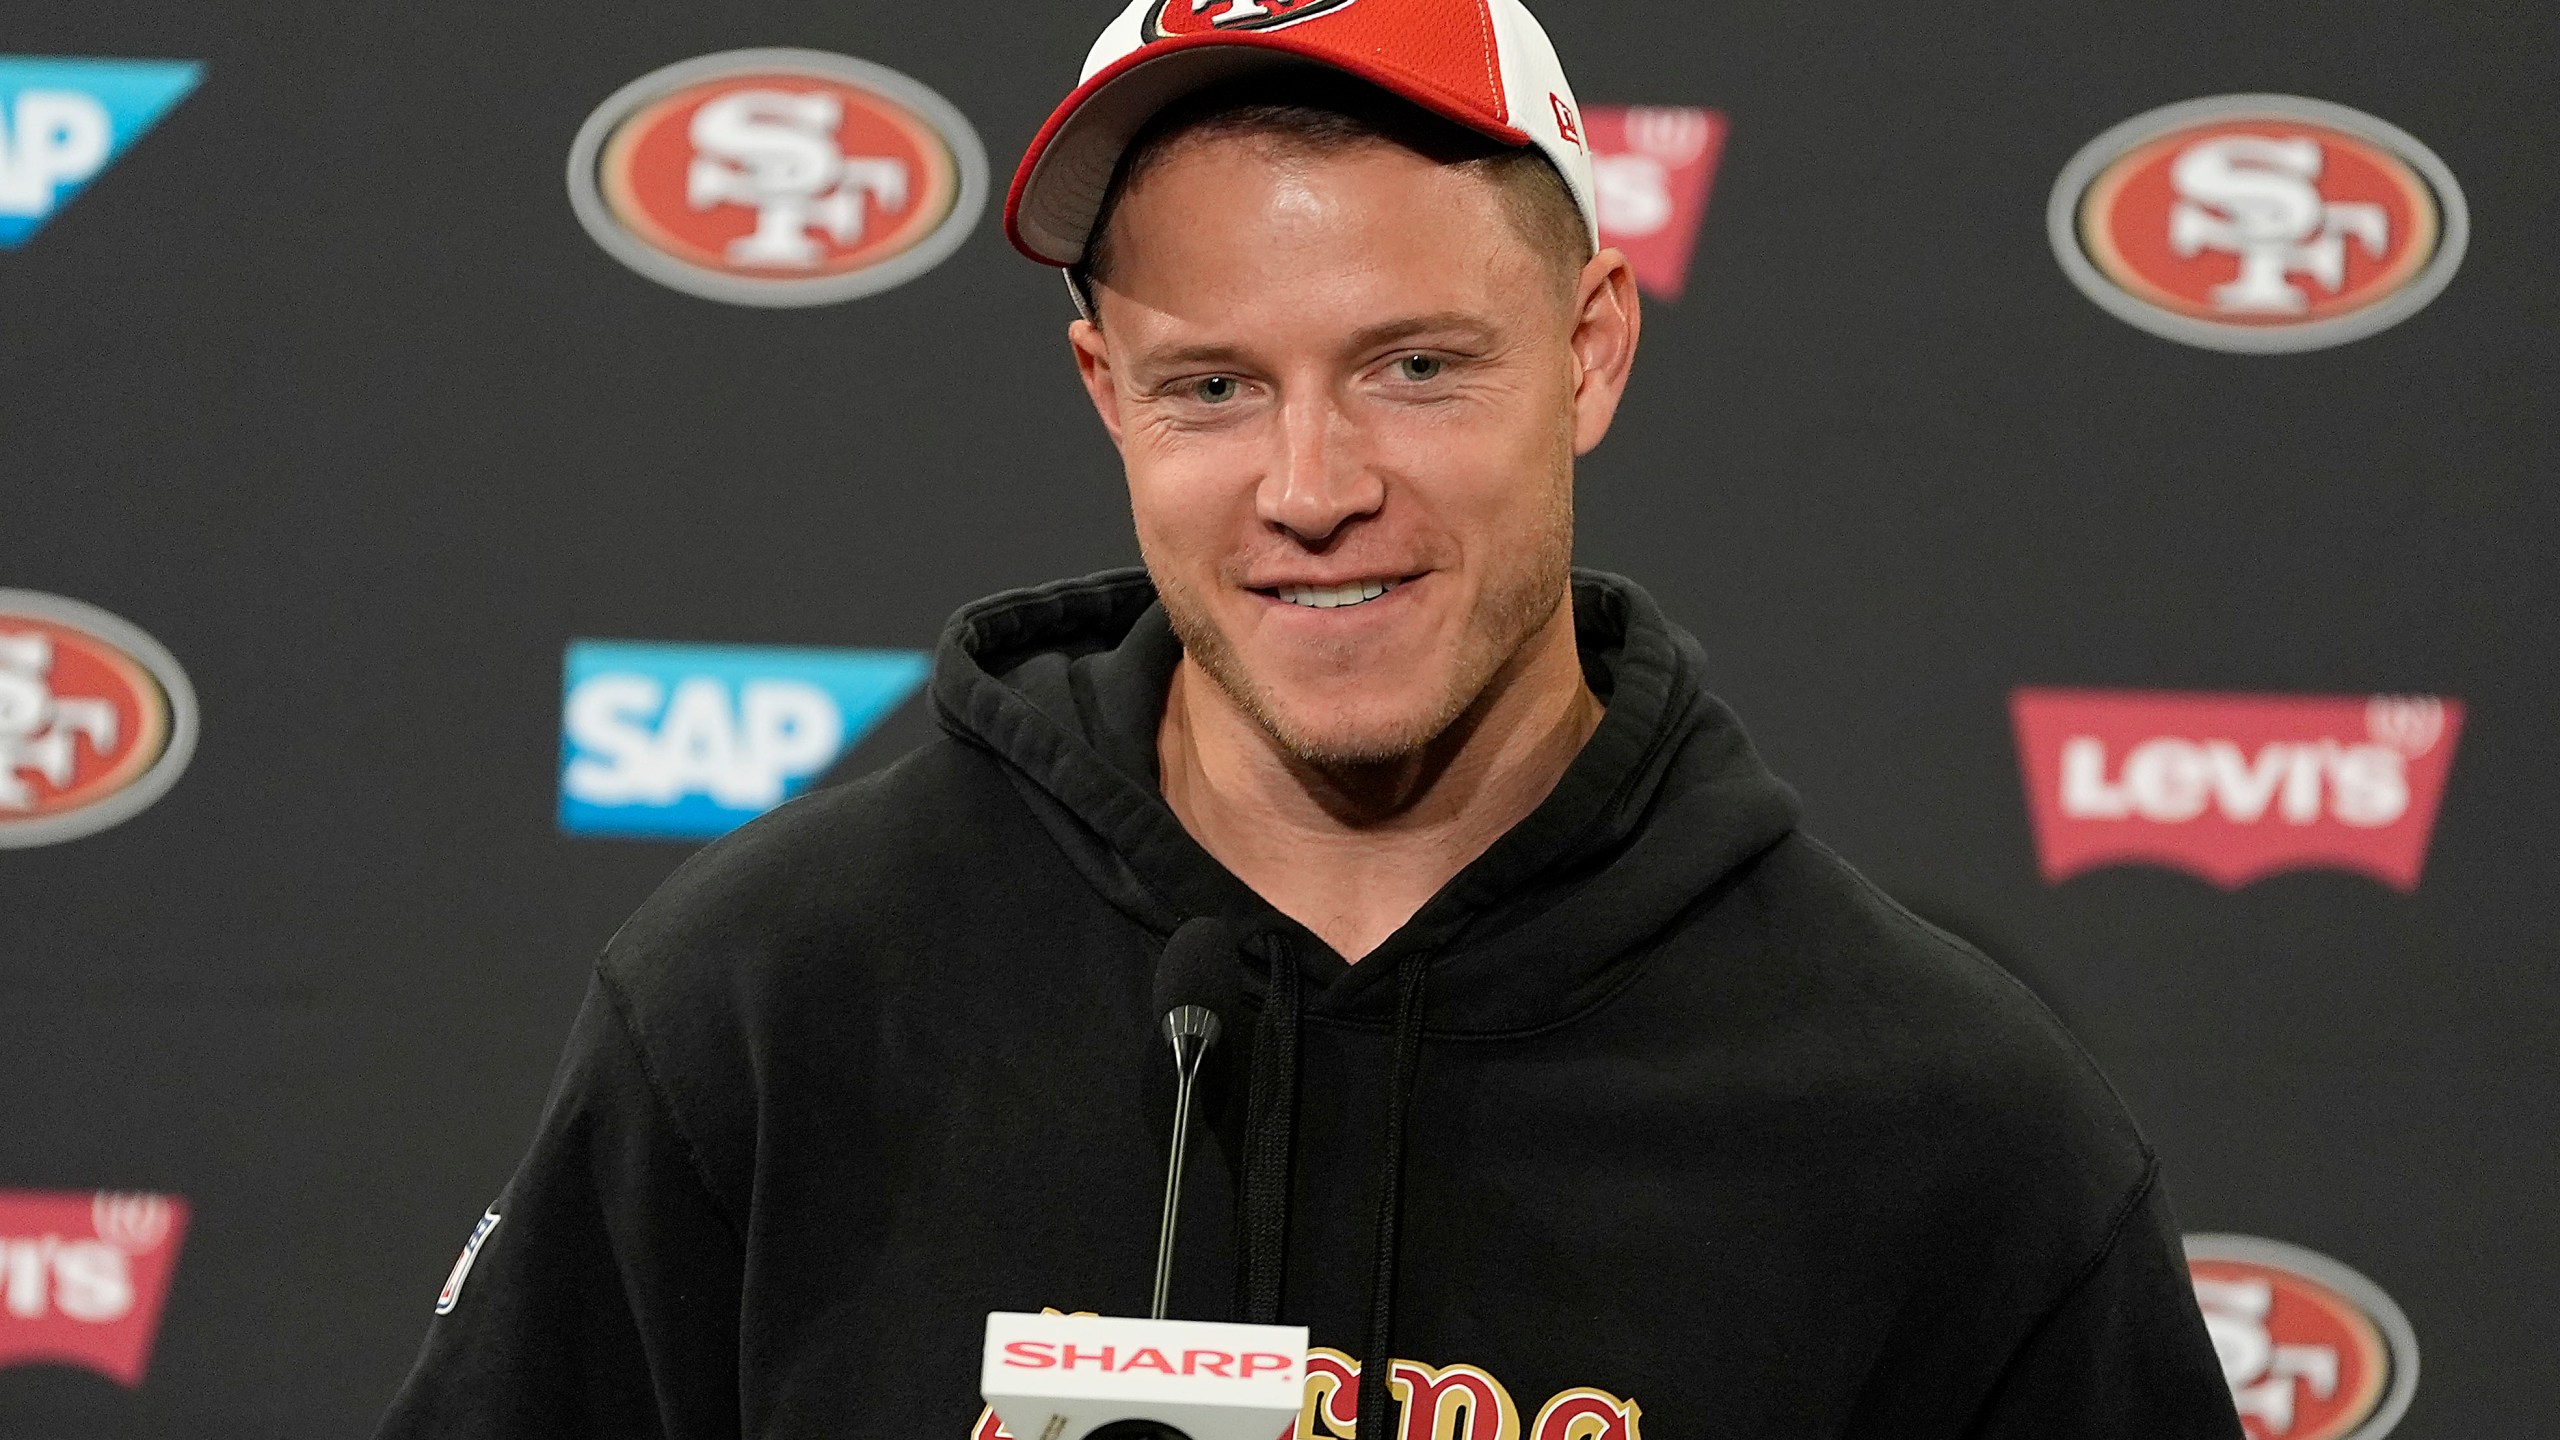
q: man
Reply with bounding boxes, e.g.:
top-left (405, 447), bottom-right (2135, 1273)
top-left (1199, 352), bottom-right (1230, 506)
top-left (378, 0), bottom-right (2243, 1435)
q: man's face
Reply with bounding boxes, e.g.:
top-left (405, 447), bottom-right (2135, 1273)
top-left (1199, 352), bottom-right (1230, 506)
top-left (1072, 135), bottom-right (1632, 766)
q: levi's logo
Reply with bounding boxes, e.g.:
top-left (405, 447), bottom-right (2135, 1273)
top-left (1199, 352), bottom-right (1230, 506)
top-left (1586, 106), bottom-right (1728, 301)
top-left (1145, 0), bottom-right (1359, 40)
top-left (2011, 689), bottom-right (2462, 891)
top-left (0, 1190), bottom-right (189, 1387)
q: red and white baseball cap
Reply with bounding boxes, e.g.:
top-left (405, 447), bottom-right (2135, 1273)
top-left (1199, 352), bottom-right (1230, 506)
top-left (1005, 0), bottom-right (1599, 269)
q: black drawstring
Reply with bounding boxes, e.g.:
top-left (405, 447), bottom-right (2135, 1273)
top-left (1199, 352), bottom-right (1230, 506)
top-left (1234, 932), bottom-right (1433, 1439)
top-left (1238, 933), bottom-right (1300, 1324)
top-left (1355, 950), bottom-right (1431, 1440)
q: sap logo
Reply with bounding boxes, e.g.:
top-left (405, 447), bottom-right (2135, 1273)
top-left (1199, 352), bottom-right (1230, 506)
top-left (0, 57), bottom-right (202, 248)
top-left (559, 640), bottom-right (928, 841)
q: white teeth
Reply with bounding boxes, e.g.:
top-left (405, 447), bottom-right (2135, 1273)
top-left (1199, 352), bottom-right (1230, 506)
top-left (1276, 578), bottom-right (1398, 609)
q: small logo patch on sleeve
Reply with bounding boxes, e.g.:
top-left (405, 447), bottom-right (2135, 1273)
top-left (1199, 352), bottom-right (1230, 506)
top-left (435, 1209), bottom-right (501, 1315)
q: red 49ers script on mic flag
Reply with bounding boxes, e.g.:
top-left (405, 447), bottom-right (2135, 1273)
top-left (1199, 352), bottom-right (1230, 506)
top-left (1585, 106), bottom-right (1726, 301)
top-left (2011, 689), bottom-right (2463, 891)
top-left (0, 1190), bottom-right (190, 1387)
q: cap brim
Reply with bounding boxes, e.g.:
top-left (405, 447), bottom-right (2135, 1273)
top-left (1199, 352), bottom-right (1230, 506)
top-left (1006, 31), bottom-right (1531, 268)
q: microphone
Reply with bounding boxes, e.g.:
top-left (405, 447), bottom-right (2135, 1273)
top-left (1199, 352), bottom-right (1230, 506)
top-left (1149, 918), bottom-right (1234, 1320)
top-left (981, 921), bottom-right (1305, 1440)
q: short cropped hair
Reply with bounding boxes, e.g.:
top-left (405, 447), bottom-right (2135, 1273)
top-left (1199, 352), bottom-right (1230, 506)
top-left (1081, 68), bottom-right (1591, 298)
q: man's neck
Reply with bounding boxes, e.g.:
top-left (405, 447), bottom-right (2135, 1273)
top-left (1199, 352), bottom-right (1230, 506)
top-left (1156, 599), bottom-right (1604, 962)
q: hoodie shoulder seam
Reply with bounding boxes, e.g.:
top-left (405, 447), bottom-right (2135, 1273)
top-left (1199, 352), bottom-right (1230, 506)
top-left (591, 958), bottom-right (751, 1248)
top-left (1960, 1153), bottom-right (2166, 1428)
top-left (1796, 833), bottom-right (2158, 1168)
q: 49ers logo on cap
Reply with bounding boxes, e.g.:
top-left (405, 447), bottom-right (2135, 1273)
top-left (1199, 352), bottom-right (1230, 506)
top-left (2010, 689), bottom-right (2462, 891)
top-left (2049, 96), bottom-right (2467, 352)
top-left (0, 590), bottom-right (198, 849)
top-left (1145, 0), bottom-right (1360, 41)
top-left (567, 49), bottom-right (988, 307)
top-left (2188, 1235), bottom-right (2418, 1440)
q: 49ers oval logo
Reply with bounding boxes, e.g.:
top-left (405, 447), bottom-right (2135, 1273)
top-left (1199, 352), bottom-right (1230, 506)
top-left (1144, 0), bottom-right (1360, 42)
top-left (0, 591), bottom-right (198, 849)
top-left (2050, 96), bottom-right (2467, 352)
top-left (2188, 1235), bottom-right (2419, 1440)
top-left (566, 49), bottom-right (988, 307)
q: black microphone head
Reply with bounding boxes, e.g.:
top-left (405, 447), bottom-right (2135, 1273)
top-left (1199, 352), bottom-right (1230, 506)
top-left (1154, 917), bottom-right (1239, 1049)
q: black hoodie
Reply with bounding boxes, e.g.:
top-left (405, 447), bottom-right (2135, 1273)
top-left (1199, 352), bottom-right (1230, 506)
top-left (376, 569), bottom-right (2241, 1440)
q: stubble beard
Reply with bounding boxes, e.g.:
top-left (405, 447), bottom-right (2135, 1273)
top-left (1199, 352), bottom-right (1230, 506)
top-left (1148, 471), bottom-right (1576, 772)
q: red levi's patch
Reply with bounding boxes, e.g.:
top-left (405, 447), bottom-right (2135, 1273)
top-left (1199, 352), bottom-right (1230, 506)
top-left (1586, 105), bottom-right (1727, 300)
top-left (2010, 689), bottom-right (2462, 891)
top-left (0, 1191), bottom-right (190, 1387)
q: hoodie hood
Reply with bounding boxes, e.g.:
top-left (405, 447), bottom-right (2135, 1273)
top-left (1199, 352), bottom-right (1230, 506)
top-left (932, 566), bottom-right (1801, 1033)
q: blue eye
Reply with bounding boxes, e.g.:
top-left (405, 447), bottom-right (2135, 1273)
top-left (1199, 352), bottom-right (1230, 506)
top-left (1395, 354), bottom-right (1445, 381)
top-left (1193, 376), bottom-right (1239, 403)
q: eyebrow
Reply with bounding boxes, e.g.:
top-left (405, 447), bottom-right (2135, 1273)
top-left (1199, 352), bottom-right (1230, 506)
top-left (1343, 312), bottom-right (1499, 353)
top-left (1129, 311), bottom-right (1501, 373)
top-left (1133, 340), bottom-right (1254, 372)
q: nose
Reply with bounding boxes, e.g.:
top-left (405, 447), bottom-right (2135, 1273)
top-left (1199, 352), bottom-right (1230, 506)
top-left (1255, 391), bottom-right (1382, 545)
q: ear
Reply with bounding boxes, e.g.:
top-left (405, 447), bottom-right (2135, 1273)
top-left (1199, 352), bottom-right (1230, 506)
top-left (1566, 247), bottom-right (1642, 456)
top-left (1069, 317), bottom-right (1127, 451)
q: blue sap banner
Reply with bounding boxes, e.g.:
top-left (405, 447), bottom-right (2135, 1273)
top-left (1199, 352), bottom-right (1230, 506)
top-left (558, 640), bottom-right (929, 841)
top-left (0, 57), bottom-right (202, 247)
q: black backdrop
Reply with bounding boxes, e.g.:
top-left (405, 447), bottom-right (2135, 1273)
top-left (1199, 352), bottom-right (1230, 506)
top-left (4, 1), bottom-right (2553, 1435)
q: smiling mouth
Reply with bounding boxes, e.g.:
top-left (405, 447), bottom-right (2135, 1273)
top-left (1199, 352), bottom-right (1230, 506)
top-left (1259, 578), bottom-right (1410, 610)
